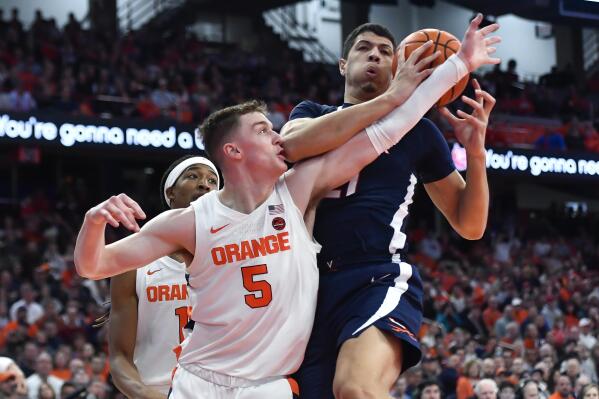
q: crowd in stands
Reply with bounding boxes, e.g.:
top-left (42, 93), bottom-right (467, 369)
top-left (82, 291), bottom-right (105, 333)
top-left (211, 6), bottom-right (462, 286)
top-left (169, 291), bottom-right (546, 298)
top-left (0, 8), bottom-right (598, 152)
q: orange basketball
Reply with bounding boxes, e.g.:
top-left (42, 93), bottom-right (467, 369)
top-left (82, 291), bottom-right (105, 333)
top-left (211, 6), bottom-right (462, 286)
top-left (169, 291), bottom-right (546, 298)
top-left (393, 29), bottom-right (469, 107)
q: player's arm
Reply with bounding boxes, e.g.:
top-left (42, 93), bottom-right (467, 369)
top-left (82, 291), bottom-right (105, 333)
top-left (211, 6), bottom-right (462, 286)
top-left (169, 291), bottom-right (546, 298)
top-left (288, 14), bottom-right (500, 211)
top-left (424, 79), bottom-right (495, 240)
top-left (280, 42), bottom-right (439, 162)
top-left (287, 54), bottom-right (470, 210)
top-left (74, 194), bottom-right (195, 280)
top-left (108, 271), bottom-right (166, 399)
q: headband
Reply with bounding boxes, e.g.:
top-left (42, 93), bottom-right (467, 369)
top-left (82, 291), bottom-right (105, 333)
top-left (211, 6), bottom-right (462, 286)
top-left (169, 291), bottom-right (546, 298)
top-left (163, 157), bottom-right (219, 205)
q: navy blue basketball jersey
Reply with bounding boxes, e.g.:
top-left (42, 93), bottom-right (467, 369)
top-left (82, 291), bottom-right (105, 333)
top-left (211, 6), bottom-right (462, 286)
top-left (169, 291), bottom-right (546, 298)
top-left (289, 100), bottom-right (455, 268)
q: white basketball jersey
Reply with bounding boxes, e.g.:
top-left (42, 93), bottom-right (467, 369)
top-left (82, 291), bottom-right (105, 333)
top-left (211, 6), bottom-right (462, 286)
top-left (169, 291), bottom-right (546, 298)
top-left (134, 257), bottom-right (189, 393)
top-left (178, 176), bottom-right (320, 380)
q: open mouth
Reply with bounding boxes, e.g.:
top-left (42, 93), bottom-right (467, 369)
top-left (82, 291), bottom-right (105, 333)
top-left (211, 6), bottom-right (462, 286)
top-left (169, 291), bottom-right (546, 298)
top-left (366, 66), bottom-right (378, 77)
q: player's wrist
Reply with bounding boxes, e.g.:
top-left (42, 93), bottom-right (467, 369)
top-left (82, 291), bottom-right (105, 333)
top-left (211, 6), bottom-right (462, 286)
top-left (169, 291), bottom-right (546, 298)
top-left (378, 91), bottom-right (405, 109)
top-left (456, 51), bottom-right (472, 72)
top-left (465, 148), bottom-right (486, 160)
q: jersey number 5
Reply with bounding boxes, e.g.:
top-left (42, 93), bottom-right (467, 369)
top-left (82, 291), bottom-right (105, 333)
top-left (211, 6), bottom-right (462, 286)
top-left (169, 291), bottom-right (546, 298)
top-left (241, 264), bottom-right (272, 308)
top-left (326, 173), bottom-right (360, 198)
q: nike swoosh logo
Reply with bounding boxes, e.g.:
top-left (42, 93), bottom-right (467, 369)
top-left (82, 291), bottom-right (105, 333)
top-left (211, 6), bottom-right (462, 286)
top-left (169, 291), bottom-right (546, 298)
top-left (371, 273), bottom-right (392, 283)
top-left (147, 268), bottom-right (163, 276)
top-left (210, 224), bottom-right (230, 234)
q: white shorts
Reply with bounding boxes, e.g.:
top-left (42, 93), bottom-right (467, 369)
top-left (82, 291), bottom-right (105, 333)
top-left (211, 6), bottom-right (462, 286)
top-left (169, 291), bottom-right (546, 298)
top-left (169, 365), bottom-right (298, 399)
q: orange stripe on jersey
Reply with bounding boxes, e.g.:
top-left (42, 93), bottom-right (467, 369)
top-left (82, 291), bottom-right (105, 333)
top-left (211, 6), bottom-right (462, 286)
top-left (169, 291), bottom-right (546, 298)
top-left (287, 377), bottom-right (300, 396)
top-left (211, 232), bottom-right (291, 265)
top-left (173, 344), bottom-right (183, 361)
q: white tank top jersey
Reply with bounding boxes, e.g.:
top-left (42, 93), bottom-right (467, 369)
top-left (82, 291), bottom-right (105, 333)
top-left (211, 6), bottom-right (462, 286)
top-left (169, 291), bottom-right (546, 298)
top-left (134, 257), bottom-right (189, 393)
top-left (178, 176), bottom-right (320, 380)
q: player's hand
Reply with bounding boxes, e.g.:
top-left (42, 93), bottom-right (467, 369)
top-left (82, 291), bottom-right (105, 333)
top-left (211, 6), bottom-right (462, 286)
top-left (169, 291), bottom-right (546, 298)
top-left (457, 13), bottom-right (501, 72)
top-left (386, 40), bottom-right (440, 106)
top-left (439, 79), bottom-right (496, 158)
top-left (86, 193), bottom-right (146, 232)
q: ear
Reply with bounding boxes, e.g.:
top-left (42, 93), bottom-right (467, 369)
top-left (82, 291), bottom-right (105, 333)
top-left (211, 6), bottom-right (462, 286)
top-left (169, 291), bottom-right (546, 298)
top-left (223, 142), bottom-right (242, 160)
top-left (165, 186), bottom-right (175, 204)
top-left (339, 58), bottom-right (347, 77)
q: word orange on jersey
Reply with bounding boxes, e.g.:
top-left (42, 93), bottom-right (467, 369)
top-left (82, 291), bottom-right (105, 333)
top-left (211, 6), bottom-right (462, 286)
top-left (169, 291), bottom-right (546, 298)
top-left (146, 284), bottom-right (188, 302)
top-left (211, 231), bottom-right (291, 266)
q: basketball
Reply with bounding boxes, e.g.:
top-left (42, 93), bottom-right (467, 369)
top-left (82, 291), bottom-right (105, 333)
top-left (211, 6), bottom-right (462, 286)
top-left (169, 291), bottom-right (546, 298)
top-left (393, 29), bottom-right (470, 107)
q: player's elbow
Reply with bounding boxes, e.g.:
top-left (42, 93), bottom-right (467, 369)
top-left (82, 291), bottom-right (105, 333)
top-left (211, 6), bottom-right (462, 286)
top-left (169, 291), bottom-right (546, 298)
top-left (458, 225), bottom-right (486, 240)
top-left (281, 137), bottom-right (305, 163)
top-left (74, 255), bottom-right (103, 280)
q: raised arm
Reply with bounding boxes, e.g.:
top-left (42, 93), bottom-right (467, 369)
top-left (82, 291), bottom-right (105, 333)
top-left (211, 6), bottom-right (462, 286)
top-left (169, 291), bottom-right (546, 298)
top-left (74, 194), bottom-right (194, 280)
top-left (281, 42), bottom-right (439, 162)
top-left (109, 272), bottom-right (166, 399)
top-left (287, 14), bottom-right (500, 212)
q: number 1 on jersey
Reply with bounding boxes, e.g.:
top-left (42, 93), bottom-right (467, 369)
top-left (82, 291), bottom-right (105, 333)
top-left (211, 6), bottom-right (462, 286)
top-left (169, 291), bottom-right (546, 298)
top-left (174, 306), bottom-right (191, 343)
top-left (241, 264), bottom-right (272, 308)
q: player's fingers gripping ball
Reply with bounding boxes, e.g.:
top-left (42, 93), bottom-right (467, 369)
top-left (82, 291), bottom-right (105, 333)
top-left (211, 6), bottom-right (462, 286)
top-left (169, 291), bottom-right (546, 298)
top-left (393, 29), bottom-right (470, 107)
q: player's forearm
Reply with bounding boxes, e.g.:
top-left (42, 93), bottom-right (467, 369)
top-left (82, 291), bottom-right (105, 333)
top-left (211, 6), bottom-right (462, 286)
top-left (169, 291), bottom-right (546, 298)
top-left (74, 214), bottom-right (111, 280)
top-left (110, 355), bottom-right (166, 399)
top-left (456, 153), bottom-right (488, 239)
top-left (282, 93), bottom-right (397, 162)
top-left (366, 55), bottom-right (469, 154)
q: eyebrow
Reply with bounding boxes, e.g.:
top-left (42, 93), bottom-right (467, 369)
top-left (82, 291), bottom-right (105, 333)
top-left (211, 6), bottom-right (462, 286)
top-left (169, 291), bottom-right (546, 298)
top-left (252, 121), bottom-right (271, 130)
top-left (184, 166), bottom-right (217, 177)
top-left (355, 40), bottom-right (393, 51)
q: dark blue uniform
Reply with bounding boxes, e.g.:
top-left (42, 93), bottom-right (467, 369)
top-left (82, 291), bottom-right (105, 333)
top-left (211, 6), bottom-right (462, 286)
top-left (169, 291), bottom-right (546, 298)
top-left (290, 101), bottom-right (455, 398)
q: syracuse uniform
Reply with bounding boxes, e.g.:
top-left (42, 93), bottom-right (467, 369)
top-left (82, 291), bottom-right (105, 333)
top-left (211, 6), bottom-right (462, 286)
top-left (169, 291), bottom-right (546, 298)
top-left (171, 177), bottom-right (320, 399)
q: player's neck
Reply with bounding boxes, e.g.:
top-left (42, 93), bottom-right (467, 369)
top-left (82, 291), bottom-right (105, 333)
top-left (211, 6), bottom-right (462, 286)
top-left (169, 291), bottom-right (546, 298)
top-left (343, 87), bottom-right (380, 104)
top-left (218, 170), bottom-right (277, 214)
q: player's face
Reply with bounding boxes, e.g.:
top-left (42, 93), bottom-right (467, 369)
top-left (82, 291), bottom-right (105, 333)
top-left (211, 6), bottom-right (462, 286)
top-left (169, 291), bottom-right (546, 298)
top-left (341, 31), bottom-right (395, 99)
top-left (169, 164), bottom-right (218, 208)
top-left (231, 112), bottom-right (287, 176)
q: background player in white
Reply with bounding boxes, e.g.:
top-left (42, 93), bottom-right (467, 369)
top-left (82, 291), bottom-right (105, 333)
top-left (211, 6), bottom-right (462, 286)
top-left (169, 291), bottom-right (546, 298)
top-left (108, 156), bottom-right (218, 398)
top-left (73, 16), bottom-right (499, 397)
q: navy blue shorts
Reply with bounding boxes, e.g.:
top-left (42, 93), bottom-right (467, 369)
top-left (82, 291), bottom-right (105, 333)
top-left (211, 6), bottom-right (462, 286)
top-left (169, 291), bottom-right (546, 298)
top-left (295, 261), bottom-right (423, 399)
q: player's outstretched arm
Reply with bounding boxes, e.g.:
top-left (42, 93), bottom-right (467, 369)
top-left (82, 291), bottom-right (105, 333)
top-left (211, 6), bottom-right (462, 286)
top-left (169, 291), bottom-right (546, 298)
top-left (74, 194), bottom-right (194, 280)
top-left (109, 272), bottom-right (167, 399)
top-left (424, 79), bottom-right (495, 239)
top-left (281, 41), bottom-right (439, 162)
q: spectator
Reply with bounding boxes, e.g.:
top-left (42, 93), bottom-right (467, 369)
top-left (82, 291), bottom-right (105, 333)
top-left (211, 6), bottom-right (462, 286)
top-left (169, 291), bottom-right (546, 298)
top-left (534, 130), bottom-right (566, 151)
top-left (457, 359), bottom-right (481, 399)
top-left (25, 352), bottom-right (63, 399)
top-left (579, 319), bottom-right (597, 350)
top-left (9, 284), bottom-right (44, 325)
top-left (38, 380), bottom-right (55, 399)
top-left (475, 379), bottom-right (499, 399)
top-left (419, 380), bottom-right (443, 399)
top-left (499, 382), bottom-right (516, 399)
top-left (520, 380), bottom-right (540, 399)
top-left (580, 384), bottom-right (598, 399)
top-left (391, 377), bottom-right (412, 399)
top-left (549, 375), bottom-right (574, 399)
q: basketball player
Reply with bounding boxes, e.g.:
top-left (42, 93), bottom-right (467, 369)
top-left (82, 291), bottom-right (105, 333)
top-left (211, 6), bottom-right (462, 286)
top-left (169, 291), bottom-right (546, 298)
top-left (281, 14), bottom-right (500, 399)
top-left (73, 15), bottom-right (498, 397)
top-left (108, 156), bottom-right (219, 398)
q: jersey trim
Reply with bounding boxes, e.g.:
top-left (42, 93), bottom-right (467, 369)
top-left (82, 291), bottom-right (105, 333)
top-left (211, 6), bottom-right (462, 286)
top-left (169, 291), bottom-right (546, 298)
top-left (352, 262), bottom-right (413, 335)
top-left (388, 174), bottom-right (417, 254)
